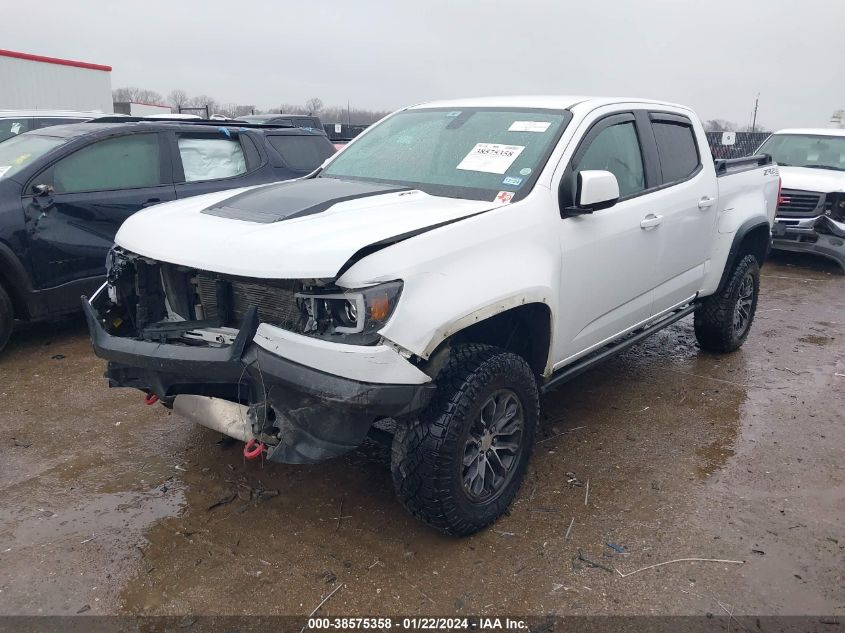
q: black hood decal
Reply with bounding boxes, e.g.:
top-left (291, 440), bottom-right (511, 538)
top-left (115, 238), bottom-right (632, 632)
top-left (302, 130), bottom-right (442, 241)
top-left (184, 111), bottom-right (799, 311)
top-left (202, 178), bottom-right (410, 223)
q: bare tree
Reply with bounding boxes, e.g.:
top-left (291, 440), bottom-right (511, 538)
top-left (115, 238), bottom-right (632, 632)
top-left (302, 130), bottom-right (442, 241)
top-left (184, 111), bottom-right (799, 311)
top-left (216, 103), bottom-right (256, 118)
top-left (167, 89), bottom-right (189, 112)
top-left (305, 97), bottom-right (324, 115)
top-left (112, 87), bottom-right (165, 105)
top-left (320, 105), bottom-right (391, 126)
top-left (278, 103), bottom-right (306, 115)
top-left (738, 124), bottom-right (771, 133)
top-left (184, 95), bottom-right (219, 117)
top-left (703, 119), bottom-right (738, 132)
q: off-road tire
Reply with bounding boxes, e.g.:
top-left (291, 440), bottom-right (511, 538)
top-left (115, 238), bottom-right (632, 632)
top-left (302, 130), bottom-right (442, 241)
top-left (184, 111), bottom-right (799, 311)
top-left (0, 283), bottom-right (13, 354)
top-left (694, 253), bottom-right (760, 353)
top-left (391, 344), bottom-right (539, 536)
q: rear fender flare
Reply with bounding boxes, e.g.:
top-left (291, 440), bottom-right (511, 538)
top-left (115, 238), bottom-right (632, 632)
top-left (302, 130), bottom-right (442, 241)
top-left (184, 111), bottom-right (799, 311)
top-left (717, 217), bottom-right (771, 294)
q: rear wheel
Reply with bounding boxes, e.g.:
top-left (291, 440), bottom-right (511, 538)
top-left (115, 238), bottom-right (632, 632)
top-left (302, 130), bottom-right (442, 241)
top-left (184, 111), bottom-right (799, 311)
top-left (391, 344), bottom-right (538, 536)
top-left (0, 283), bottom-right (13, 354)
top-left (694, 254), bottom-right (760, 353)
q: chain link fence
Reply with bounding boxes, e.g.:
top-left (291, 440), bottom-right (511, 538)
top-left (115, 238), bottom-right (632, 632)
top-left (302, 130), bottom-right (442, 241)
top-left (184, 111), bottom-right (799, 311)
top-left (706, 131), bottom-right (771, 159)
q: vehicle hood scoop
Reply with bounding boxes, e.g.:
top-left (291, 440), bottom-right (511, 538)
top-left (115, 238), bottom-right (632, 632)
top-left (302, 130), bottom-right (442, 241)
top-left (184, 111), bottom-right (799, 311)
top-left (202, 178), bottom-right (411, 223)
top-left (115, 178), bottom-right (497, 280)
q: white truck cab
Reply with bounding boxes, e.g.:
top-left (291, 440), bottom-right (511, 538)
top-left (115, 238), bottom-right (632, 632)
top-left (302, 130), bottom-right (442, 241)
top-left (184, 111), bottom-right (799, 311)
top-left (757, 128), bottom-right (845, 271)
top-left (86, 96), bottom-right (779, 535)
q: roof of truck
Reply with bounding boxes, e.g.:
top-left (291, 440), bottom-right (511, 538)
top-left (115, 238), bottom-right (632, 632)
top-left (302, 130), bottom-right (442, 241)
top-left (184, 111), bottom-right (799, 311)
top-left (772, 128), bottom-right (845, 137)
top-left (407, 95), bottom-right (689, 111)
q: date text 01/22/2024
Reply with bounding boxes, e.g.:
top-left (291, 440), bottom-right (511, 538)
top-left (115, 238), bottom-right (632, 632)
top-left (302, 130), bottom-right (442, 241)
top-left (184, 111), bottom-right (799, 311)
top-left (306, 617), bottom-right (529, 630)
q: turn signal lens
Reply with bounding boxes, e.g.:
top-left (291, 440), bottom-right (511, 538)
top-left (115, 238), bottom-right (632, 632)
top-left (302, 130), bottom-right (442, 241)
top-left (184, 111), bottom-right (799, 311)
top-left (369, 295), bottom-right (390, 321)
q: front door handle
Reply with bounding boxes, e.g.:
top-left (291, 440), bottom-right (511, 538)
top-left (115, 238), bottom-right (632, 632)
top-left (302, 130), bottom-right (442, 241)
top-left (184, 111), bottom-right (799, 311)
top-left (640, 214), bottom-right (663, 229)
top-left (142, 198), bottom-right (162, 208)
top-left (698, 195), bottom-right (716, 210)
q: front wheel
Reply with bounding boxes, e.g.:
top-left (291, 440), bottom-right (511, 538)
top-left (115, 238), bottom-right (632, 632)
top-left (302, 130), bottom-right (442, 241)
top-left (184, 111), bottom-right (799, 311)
top-left (391, 344), bottom-right (539, 536)
top-left (694, 253), bottom-right (760, 353)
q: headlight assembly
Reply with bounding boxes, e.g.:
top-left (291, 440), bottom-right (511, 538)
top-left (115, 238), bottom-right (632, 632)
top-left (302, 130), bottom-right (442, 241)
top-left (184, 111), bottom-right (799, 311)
top-left (296, 280), bottom-right (403, 344)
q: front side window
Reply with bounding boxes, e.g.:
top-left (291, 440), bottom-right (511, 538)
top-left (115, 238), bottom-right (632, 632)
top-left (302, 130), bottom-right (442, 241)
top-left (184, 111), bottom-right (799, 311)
top-left (757, 134), bottom-right (845, 172)
top-left (652, 120), bottom-right (700, 182)
top-left (46, 134), bottom-right (162, 193)
top-left (0, 134), bottom-right (67, 180)
top-left (321, 108), bottom-right (570, 201)
top-left (574, 121), bottom-right (645, 197)
top-left (177, 135), bottom-right (247, 182)
top-left (268, 135), bottom-right (335, 171)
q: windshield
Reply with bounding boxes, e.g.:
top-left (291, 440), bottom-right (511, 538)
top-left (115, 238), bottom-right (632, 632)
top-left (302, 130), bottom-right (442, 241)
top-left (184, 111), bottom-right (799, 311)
top-left (758, 134), bottom-right (845, 172)
top-left (0, 134), bottom-right (67, 180)
top-left (320, 108), bottom-right (571, 201)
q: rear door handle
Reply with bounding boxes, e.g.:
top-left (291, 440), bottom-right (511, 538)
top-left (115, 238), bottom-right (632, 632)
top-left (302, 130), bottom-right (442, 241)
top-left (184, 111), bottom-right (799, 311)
top-left (640, 214), bottom-right (663, 229)
top-left (698, 195), bottom-right (716, 210)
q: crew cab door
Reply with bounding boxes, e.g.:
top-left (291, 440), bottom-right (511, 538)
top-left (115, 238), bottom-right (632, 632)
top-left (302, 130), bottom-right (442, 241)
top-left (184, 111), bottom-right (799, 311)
top-left (644, 112), bottom-right (717, 311)
top-left (22, 132), bottom-right (174, 291)
top-left (553, 112), bottom-right (662, 364)
top-left (169, 130), bottom-right (264, 198)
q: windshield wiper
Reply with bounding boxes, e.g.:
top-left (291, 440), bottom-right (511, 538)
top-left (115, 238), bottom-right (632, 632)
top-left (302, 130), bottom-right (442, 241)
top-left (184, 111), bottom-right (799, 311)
top-left (801, 164), bottom-right (845, 172)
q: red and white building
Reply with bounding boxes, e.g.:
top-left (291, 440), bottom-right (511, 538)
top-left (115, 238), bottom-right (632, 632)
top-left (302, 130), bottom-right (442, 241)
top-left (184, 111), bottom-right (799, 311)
top-left (0, 49), bottom-right (113, 113)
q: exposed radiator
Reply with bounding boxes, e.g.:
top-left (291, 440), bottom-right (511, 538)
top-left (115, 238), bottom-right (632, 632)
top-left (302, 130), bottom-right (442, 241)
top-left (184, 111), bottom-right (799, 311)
top-left (195, 274), bottom-right (301, 330)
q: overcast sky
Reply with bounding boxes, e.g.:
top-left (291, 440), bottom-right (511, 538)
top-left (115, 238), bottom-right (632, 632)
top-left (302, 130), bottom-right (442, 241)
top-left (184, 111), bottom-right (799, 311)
top-left (3, 0), bottom-right (842, 129)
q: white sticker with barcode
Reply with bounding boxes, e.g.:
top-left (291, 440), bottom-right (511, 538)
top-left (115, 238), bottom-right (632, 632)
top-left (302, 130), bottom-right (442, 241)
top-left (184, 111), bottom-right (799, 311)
top-left (457, 143), bottom-right (525, 174)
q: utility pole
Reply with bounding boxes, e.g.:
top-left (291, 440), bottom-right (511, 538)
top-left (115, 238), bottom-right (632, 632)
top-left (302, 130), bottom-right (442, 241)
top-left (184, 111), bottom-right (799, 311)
top-left (751, 93), bottom-right (760, 132)
top-left (347, 100), bottom-right (351, 127)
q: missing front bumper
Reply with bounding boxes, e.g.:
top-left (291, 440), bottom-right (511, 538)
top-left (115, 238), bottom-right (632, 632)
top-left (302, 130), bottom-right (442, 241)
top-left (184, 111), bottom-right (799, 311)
top-left (83, 297), bottom-right (435, 463)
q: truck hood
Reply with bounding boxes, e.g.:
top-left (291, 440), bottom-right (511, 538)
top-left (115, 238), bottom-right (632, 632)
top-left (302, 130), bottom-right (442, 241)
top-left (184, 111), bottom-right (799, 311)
top-left (115, 178), bottom-right (497, 279)
top-left (779, 166), bottom-right (845, 193)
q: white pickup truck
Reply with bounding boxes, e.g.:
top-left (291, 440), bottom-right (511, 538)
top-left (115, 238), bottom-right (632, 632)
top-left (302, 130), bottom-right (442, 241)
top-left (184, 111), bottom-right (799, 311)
top-left (85, 96), bottom-right (779, 536)
top-left (756, 128), bottom-right (845, 271)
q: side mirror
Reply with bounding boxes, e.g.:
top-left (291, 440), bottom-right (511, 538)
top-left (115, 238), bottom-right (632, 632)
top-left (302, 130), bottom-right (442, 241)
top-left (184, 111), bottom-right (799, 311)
top-left (32, 183), bottom-right (54, 197)
top-left (567, 170), bottom-right (620, 215)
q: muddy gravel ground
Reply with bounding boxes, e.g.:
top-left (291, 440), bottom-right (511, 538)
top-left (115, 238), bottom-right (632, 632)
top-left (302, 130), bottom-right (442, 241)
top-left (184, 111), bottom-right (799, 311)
top-left (0, 252), bottom-right (843, 619)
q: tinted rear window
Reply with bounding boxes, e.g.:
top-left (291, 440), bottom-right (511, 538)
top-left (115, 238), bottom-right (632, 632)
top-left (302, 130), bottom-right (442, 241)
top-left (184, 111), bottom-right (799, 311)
top-left (652, 120), bottom-right (700, 183)
top-left (268, 135), bottom-right (335, 171)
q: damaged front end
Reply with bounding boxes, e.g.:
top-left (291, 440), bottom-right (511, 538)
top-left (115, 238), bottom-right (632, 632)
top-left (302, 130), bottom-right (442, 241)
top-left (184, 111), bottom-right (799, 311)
top-left (84, 248), bottom-right (433, 463)
top-left (772, 191), bottom-right (845, 272)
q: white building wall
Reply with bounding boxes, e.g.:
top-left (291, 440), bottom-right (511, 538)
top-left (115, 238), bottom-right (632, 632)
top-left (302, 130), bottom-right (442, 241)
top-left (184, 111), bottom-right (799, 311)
top-left (129, 103), bottom-right (172, 116)
top-left (0, 55), bottom-right (113, 112)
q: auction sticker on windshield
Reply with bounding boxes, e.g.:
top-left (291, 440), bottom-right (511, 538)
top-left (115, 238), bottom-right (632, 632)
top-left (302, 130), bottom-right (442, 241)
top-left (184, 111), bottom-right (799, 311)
top-left (509, 121), bottom-right (551, 133)
top-left (457, 143), bottom-right (525, 174)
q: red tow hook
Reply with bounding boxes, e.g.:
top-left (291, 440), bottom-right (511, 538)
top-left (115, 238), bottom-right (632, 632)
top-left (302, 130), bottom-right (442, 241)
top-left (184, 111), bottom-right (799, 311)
top-left (143, 393), bottom-right (159, 405)
top-left (243, 438), bottom-right (265, 460)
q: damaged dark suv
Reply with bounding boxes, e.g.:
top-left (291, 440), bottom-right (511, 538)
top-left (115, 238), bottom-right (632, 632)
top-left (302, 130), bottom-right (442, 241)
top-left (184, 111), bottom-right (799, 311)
top-left (0, 119), bottom-right (335, 352)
